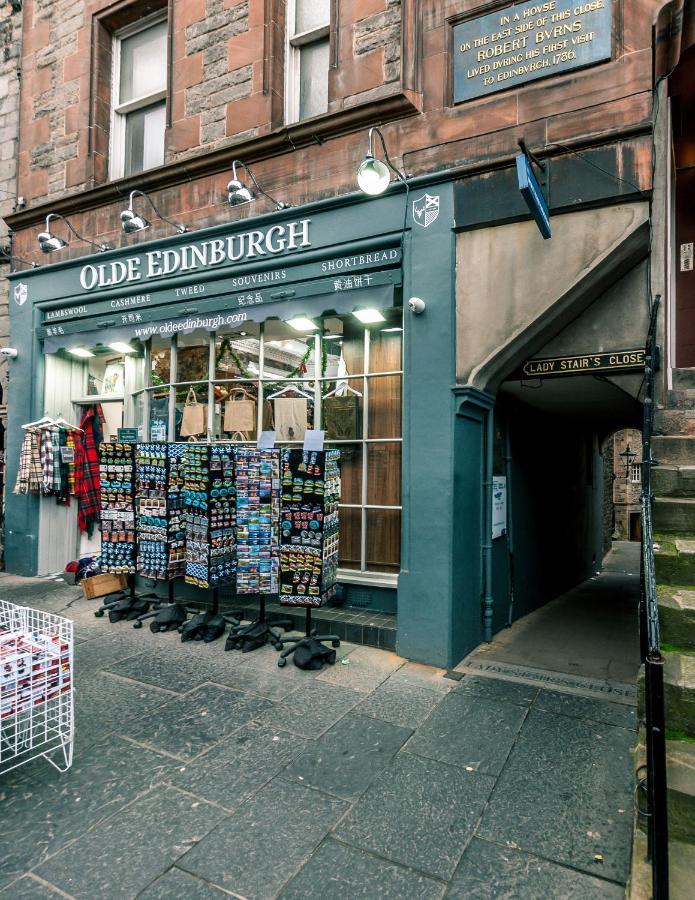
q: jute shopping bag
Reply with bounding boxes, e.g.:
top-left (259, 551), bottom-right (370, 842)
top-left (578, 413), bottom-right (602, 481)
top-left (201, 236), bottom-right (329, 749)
top-left (180, 387), bottom-right (207, 437)
top-left (224, 388), bottom-right (256, 434)
top-left (274, 397), bottom-right (307, 441)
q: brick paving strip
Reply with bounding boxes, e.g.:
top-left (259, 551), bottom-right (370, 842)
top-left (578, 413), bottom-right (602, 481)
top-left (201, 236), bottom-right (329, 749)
top-left (0, 574), bottom-right (634, 899)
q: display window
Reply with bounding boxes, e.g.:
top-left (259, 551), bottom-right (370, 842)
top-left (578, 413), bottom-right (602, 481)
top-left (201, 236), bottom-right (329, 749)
top-left (55, 307), bottom-right (403, 579)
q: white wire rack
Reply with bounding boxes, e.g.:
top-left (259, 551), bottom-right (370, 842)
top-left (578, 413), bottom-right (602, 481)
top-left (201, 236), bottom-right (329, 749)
top-left (0, 600), bottom-right (74, 775)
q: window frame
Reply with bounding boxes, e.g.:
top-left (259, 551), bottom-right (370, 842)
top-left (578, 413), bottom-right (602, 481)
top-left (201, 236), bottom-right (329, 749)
top-left (629, 462), bottom-right (642, 483)
top-left (284, 0), bottom-right (331, 124)
top-left (140, 316), bottom-right (403, 582)
top-left (109, 10), bottom-right (168, 181)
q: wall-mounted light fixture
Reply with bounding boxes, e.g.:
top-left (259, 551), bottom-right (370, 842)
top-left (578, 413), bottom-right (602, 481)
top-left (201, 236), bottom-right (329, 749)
top-left (37, 213), bottom-right (110, 254)
top-left (356, 127), bottom-right (407, 196)
top-left (227, 160), bottom-right (290, 210)
top-left (120, 190), bottom-right (188, 235)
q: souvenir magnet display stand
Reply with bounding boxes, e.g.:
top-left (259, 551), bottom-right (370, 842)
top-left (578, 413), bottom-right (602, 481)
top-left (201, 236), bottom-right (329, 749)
top-left (95, 442), bottom-right (159, 619)
top-left (132, 443), bottom-right (191, 629)
top-left (180, 444), bottom-right (242, 634)
top-left (227, 448), bottom-right (292, 651)
top-left (277, 449), bottom-right (341, 667)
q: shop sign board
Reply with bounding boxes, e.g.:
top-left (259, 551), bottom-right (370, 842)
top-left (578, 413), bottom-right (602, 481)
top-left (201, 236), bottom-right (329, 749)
top-left (516, 154), bottom-right (550, 239)
top-left (38, 249), bottom-right (402, 325)
top-left (509, 348), bottom-right (646, 379)
top-left (453, 0), bottom-right (612, 103)
top-left (492, 476), bottom-right (507, 539)
top-left (117, 428), bottom-right (139, 442)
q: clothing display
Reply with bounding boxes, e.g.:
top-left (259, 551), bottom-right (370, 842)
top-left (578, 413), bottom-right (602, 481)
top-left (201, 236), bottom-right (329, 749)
top-left (99, 442), bottom-right (136, 575)
top-left (183, 444), bottom-right (236, 589)
top-left (76, 405), bottom-right (105, 535)
top-left (135, 443), bottom-right (186, 581)
top-left (14, 423), bottom-right (79, 500)
top-left (279, 450), bottom-right (340, 607)
top-left (234, 448), bottom-right (281, 595)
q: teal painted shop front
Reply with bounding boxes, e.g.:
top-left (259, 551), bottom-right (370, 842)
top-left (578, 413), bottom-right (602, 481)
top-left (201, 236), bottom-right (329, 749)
top-left (6, 182), bottom-right (490, 667)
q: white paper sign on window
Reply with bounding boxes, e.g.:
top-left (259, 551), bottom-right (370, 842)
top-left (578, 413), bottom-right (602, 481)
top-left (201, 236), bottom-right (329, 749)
top-left (492, 475), bottom-right (507, 540)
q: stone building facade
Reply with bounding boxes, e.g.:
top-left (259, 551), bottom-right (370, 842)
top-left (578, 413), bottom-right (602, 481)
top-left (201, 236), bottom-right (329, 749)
top-left (0, 1), bottom-right (22, 562)
top-left (612, 427), bottom-right (643, 541)
top-left (0, 0), bottom-right (685, 668)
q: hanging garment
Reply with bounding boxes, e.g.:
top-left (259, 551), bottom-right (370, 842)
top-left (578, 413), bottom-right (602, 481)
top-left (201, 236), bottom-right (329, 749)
top-left (53, 429), bottom-right (65, 496)
top-left (39, 428), bottom-right (54, 494)
top-left (274, 397), bottom-right (308, 442)
top-left (14, 431), bottom-right (43, 495)
top-left (75, 406), bottom-right (104, 535)
top-left (66, 431), bottom-right (77, 495)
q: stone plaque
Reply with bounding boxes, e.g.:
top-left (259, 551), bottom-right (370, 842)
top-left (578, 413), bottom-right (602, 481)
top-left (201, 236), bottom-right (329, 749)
top-left (453, 0), bottom-right (612, 103)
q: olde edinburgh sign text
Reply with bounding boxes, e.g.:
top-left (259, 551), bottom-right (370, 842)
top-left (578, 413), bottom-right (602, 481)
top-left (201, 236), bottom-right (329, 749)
top-left (453, 0), bottom-right (612, 103)
top-left (511, 349), bottom-right (646, 380)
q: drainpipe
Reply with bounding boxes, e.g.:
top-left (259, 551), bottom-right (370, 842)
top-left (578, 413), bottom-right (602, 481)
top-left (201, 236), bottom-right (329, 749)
top-left (482, 407), bottom-right (495, 641)
top-left (504, 426), bottom-right (516, 626)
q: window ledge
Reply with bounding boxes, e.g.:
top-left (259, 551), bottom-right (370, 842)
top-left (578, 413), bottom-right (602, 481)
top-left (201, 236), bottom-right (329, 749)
top-left (7, 90), bottom-right (421, 231)
top-left (338, 569), bottom-right (398, 589)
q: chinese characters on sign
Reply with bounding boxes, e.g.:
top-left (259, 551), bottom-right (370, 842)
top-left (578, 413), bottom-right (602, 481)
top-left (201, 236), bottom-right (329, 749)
top-left (333, 274), bottom-right (373, 291)
top-left (453, 0), bottom-right (612, 103)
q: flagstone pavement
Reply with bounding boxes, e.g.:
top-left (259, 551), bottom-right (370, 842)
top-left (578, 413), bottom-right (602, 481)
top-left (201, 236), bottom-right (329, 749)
top-left (0, 574), bottom-right (636, 899)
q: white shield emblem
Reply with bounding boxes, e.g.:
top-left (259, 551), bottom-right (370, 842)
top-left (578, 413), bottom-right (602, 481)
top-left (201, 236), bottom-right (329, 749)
top-left (14, 282), bottom-right (28, 306)
top-left (412, 194), bottom-right (440, 228)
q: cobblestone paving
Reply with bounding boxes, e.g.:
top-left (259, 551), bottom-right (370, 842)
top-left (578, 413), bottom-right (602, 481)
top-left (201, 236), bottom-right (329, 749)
top-left (0, 575), bottom-right (636, 899)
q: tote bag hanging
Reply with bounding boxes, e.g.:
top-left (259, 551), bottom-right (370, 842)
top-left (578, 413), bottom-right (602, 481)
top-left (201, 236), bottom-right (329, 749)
top-left (274, 397), bottom-right (308, 442)
top-left (223, 388), bottom-right (256, 434)
top-left (180, 387), bottom-right (207, 437)
top-left (324, 394), bottom-right (359, 440)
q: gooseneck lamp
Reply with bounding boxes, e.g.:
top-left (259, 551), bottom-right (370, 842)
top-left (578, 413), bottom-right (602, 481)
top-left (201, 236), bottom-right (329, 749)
top-left (357, 127), bottom-right (407, 196)
top-left (37, 213), bottom-right (110, 254)
top-left (120, 189), bottom-right (188, 235)
top-left (227, 160), bottom-right (290, 210)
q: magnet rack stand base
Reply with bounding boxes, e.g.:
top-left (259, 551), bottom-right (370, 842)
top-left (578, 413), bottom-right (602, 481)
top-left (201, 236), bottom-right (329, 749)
top-left (276, 606), bottom-right (341, 667)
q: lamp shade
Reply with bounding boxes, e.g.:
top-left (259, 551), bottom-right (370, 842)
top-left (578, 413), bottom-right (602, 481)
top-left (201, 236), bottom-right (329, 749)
top-left (37, 231), bottom-right (67, 253)
top-left (227, 178), bottom-right (254, 207)
top-left (120, 208), bottom-right (150, 234)
top-left (357, 157), bottom-right (391, 195)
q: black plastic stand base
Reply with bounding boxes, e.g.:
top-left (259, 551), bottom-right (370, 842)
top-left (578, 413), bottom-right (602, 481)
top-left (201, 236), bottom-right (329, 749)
top-left (277, 607), bottom-right (341, 668)
top-left (226, 595), bottom-right (294, 652)
top-left (94, 574), bottom-right (161, 618)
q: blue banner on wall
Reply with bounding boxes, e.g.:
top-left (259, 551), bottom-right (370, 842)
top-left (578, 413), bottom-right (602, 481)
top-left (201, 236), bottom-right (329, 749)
top-left (516, 154), bottom-right (551, 240)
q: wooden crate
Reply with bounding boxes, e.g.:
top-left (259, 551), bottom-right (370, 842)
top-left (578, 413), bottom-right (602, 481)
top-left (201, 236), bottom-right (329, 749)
top-left (80, 573), bottom-right (127, 599)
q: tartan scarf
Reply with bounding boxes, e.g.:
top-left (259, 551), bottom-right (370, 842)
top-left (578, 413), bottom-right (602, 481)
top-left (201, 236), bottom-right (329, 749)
top-left (66, 432), bottom-right (77, 495)
top-left (40, 428), bottom-right (54, 494)
top-left (14, 431), bottom-right (43, 494)
top-left (76, 405), bottom-right (104, 535)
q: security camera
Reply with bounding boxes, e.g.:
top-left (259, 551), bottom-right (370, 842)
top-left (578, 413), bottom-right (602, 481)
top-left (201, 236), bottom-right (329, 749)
top-left (408, 297), bottom-right (426, 315)
top-left (0, 348), bottom-right (18, 358)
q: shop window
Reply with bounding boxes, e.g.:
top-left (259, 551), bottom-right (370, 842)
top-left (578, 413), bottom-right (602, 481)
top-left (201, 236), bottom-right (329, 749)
top-left (134, 310), bottom-right (403, 579)
top-left (285, 0), bottom-right (330, 123)
top-left (110, 13), bottom-right (167, 179)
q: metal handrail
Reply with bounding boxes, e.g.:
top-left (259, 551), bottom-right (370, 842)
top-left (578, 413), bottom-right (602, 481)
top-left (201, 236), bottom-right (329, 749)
top-left (640, 295), bottom-right (669, 899)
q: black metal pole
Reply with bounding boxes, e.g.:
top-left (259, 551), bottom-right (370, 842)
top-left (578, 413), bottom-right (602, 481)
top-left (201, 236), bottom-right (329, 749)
top-left (645, 655), bottom-right (670, 899)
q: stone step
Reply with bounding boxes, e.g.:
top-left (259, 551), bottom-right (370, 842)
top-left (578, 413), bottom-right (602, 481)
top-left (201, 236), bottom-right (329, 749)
top-left (654, 408), bottom-right (695, 436)
top-left (652, 466), bottom-right (695, 499)
top-left (664, 651), bottom-right (695, 737)
top-left (667, 739), bottom-right (695, 845)
top-left (655, 539), bottom-right (695, 585)
top-left (664, 389), bottom-right (695, 412)
top-left (652, 436), bottom-right (695, 467)
top-left (673, 368), bottom-right (695, 391)
top-left (653, 498), bottom-right (695, 532)
top-left (629, 829), bottom-right (695, 899)
top-left (659, 587), bottom-right (695, 650)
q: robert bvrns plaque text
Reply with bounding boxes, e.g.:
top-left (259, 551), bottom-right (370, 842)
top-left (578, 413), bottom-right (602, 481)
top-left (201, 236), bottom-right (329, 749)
top-left (453, 0), bottom-right (612, 103)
